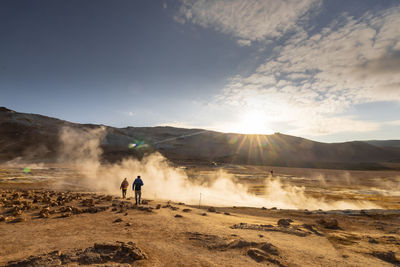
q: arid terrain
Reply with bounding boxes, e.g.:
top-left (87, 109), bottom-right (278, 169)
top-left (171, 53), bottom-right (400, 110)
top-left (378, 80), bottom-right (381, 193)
top-left (1, 164), bottom-right (400, 266)
top-left (1, 107), bottom-right (400, 266)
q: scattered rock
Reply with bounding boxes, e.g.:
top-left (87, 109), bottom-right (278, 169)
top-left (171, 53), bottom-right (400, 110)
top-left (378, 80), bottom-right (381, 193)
top-left (302, 224), bottom-right (323, 236)
top-left (81, 198), bottom-right (94, 207)
top-left (247, 248), bottom-right (284, 266)
top-left (368, 237), bottom-right (379, 244)
top-left (304, 209), bottom-right (312, 215)
top-left (208, 207), bottom-right (216, 212)
top-left (278, 219), bottom-right (292, 227)
top-left (247, 248), bottom-right (269, 262)
top-left (229, 240), bottom-right (257, 248)
top-left (72, 207), bottom-right (82, 214)
top-left (224, 212), bottom-right (230, 216)
top-left (103, 195), bottom-right (113, 201)
top-left (141, 200), bottom-right (148, 205)
top-left (316, 218), bottom-right (339, 229)
top-left (182, 208), bottom-right (191, 212)
top-left (175, 214), bottom-right (183, 218)
top-left (260, 242), bottom-right (279, 255)
top-left (113, 218), bottom-right (123, 223)
top-left (202, 213), bottom-right (207, 216)
top-left (371, 251), bottom-right (399, 264)
top-left (261, 207), bottom-right (267, 210)
top-left (258, 234), bottom-right (264, 238)
top-left (11, 209), bottom-right (22, 217)
top-left (11, 217), bottom-right (26, 223)
top-left (6, 242), bottom-right (147, 266)
top-left (231, 223), bottom-right (308, 237)
top-left (125, 223), bottom-right (132, 227)
top-left (156, 204), bottom-right (161, 209)
top-left (39, 212), bottom-right (50, 218)
top-left (187, 232), bottom-right (233, 250)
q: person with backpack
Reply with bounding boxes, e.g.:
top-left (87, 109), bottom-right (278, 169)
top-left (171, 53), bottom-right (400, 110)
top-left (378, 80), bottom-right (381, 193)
top-left (120, 178), bottom-right (129, 198)
top-left (133, 175), bottom-right (144, 205)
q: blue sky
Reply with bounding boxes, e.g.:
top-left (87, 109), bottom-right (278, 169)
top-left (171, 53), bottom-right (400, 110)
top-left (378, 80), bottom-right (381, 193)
top-left (1, 0), bottom-right (400, 142)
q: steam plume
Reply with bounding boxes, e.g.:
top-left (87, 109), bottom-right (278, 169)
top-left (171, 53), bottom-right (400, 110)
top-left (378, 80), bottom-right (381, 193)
top-left (57, 126), bottom-right (380, 210)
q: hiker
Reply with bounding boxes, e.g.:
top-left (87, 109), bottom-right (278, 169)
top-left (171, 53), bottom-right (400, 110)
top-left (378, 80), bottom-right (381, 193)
top-left (120, 178), bottom-right (129, 198)
top-left (133, 175), bottom-right (144, 205)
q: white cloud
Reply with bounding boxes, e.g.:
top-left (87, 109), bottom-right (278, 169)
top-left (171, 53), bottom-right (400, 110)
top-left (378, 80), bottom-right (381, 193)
top-left (174, 1), bottom-right (400, 137)
top-left (237, 39), bottom-right (251, 47)
top-left (212, 6), bottom-right (400, 136)
top-left (176, 0), bottom-right (321, 42)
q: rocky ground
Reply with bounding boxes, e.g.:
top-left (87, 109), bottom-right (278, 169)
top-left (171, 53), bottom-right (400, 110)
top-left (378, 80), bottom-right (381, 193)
top-left (1, 187), bottom-right (400, 266)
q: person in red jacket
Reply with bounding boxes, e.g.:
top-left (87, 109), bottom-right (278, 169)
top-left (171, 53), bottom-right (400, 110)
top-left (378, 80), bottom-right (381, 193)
top-left (120, 178), bottom-right (129, 198)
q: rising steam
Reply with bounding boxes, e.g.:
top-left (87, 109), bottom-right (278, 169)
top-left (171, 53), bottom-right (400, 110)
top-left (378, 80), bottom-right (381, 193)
top-left (57, 126), bottom-right (380, 210)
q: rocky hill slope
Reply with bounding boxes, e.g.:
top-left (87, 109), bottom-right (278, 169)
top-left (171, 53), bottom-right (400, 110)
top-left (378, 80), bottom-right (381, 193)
top-left (1, 107), bottom-right (400, 170)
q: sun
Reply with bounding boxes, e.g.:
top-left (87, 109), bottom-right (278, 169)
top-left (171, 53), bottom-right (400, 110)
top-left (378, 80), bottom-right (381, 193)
top-left (228, 110), bottom-right (274, 135)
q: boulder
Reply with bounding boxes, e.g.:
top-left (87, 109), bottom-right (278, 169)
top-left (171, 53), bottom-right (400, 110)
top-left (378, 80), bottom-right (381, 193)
top-left (247, 248), bottom-right (268, 262)
top-left (260, 242), bottom-right (279, 255)
top-left (229, 240), bottom-right (257, 248)
top-left (316, 218), bottom-right (339, 229)
top-left (368, 237), bottom-right (379, 244)
top-left (372, 251), bottom-right (399, 264)
top-left (11, 217), bottom-right (26, 223)
top-left (277, 219), bottom-right (291, 227)
top-left (208, 207), bottom-right (216, 212)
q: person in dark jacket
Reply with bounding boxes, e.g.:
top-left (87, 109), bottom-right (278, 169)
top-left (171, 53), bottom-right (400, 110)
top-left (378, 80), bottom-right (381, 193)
top-left (120, 178), bottom-right (129, 198)
top-left (133, 175), bottom-right (144, 205)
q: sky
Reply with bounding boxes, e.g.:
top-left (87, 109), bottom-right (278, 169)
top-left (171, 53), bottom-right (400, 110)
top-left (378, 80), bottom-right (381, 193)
top-left (1, 0), bottom-right (400, 143)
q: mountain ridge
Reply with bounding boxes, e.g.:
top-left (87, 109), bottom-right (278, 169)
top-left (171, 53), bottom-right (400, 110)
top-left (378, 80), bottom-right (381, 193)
top-left (1, 107), bottom-right (400, 170)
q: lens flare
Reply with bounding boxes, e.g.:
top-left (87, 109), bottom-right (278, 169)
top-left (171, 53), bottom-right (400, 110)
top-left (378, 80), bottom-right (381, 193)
top-left (228, 136), bottom-right (238, 144)
top-left (128, 143), bottom-right (137, 149)
top-left (262, 142), bottom-right (268, 148)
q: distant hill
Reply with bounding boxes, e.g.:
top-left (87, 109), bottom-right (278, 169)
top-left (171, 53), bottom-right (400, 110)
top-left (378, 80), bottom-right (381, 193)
top-left (363, 140), bottom-right (400, 148)
top-left (1, 107), bottom-right (400, 170)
